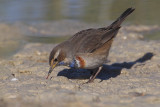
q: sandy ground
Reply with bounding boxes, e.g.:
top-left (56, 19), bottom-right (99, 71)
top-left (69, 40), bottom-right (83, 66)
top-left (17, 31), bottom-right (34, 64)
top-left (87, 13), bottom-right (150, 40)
top-left (0, 22), bottom-right (160, 107)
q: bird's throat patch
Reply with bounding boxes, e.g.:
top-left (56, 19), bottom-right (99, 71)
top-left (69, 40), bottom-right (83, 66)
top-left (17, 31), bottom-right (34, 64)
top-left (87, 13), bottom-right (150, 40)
top-left (76, 56), bottom-right (85, 68)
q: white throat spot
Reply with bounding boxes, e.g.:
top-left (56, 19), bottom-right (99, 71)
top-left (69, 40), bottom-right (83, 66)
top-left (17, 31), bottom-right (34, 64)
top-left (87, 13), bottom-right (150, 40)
top-left (75, 59), bottom-right (80, 68)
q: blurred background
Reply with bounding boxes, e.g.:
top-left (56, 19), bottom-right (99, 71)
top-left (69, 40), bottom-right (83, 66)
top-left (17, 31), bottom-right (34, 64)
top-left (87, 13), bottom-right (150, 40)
top-left (0, 0), bottom-right (160, 58)
top-left (0, 0), bottom-right (159, 24)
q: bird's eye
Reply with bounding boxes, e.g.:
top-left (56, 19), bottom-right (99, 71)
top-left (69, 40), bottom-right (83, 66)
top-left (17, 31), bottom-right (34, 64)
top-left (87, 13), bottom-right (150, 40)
top-left (54, 58), bottom-right (58, 62)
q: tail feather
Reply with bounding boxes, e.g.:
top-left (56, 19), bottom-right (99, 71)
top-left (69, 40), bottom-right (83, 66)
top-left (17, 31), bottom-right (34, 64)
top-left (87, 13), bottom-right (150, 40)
top-left (110, 8), bottom-right (135, 29)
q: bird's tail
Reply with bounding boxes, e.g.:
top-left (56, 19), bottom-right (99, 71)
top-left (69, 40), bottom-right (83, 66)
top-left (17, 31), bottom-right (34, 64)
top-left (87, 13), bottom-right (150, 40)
top-left (110, 7), bottom-right (135, 29)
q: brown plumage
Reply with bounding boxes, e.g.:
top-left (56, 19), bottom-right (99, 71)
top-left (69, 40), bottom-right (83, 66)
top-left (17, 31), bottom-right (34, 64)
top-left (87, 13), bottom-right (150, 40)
top-left (47, 8), bottom-right (135, 83)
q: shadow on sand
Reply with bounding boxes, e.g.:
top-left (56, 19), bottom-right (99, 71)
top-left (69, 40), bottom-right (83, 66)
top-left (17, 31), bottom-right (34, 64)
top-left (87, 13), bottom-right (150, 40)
top-left (57, 52), bottom-right (154, 81)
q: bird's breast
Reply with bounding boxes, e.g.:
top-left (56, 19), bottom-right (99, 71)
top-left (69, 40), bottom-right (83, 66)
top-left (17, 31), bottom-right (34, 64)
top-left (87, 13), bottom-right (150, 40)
top-left (75, 56), bottom-right (85, 68)
top-left (70, 54), bottom-right (106, 69)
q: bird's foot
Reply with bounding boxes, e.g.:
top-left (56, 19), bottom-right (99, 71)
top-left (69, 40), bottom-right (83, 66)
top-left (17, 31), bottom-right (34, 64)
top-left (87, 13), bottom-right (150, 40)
top-left (86, 79), bottom-right (94, 83)
top-left (82, 78), bottom-right (94, 84)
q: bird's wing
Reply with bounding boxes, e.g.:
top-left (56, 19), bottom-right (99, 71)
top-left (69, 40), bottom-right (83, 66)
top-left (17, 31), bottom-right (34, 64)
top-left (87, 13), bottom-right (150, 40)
top-left (68, 28), bottom-right (104, 53)
top-left (91, 27), bottom-right (120, 53)
top-left (67, 8), bottom-right (135, 54)
top-left (68, 27), bottom-right (120, 53)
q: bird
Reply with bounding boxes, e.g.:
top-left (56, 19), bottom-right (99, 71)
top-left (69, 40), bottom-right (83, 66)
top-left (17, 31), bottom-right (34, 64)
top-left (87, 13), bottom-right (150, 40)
top-left (46, 7), bottom-right (135, 83)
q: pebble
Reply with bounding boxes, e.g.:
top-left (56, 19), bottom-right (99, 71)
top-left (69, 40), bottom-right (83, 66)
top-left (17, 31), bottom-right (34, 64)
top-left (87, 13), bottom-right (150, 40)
top-left (11, 78), bottom-right (18, 81)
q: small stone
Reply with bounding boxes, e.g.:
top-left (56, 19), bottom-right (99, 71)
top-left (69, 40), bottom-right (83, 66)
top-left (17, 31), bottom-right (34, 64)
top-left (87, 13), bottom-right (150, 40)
top-left (35, 51), bottom-right (41, 55)
top-left (123, 36), bottom-right (127, 40)
top-left (11, 78), bottom-right (18, 81)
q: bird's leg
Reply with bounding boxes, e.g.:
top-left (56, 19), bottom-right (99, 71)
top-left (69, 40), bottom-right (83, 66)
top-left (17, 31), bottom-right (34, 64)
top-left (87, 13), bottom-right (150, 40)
top-left (89, 68), bottom-right (97, 80)
top-left (87, 66), bottom-right (102, 83)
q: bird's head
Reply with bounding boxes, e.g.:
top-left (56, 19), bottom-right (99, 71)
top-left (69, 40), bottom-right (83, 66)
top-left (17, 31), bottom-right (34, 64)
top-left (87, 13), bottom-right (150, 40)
top-left (46, 46), bottom-right (66, 79)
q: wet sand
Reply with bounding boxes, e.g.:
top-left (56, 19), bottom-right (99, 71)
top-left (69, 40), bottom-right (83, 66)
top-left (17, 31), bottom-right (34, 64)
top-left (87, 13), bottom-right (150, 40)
top-left (0, 21), bottom-right (160, 107)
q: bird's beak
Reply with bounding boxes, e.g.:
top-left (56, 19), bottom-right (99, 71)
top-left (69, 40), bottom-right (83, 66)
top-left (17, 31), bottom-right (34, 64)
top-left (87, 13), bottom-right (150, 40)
top-left (46, 62), bottom-right (58, 79)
